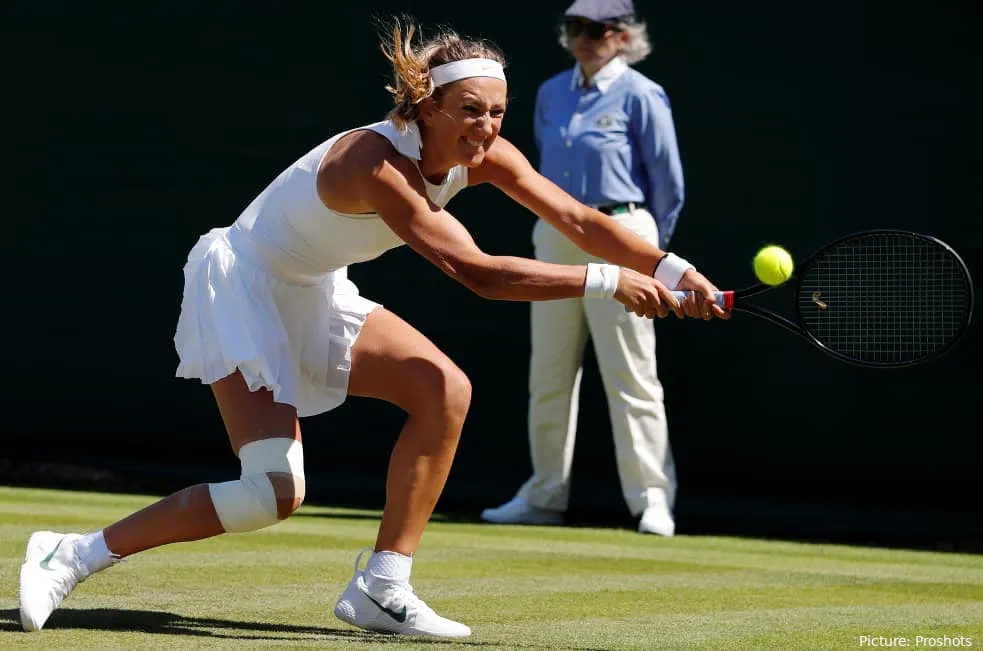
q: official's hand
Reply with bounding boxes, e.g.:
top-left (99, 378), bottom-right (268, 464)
top-left (677, 269), bottom-right (730, 320)
top-left (614, 268), bottom-right (685, 319)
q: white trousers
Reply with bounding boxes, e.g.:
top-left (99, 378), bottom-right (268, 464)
top-left (516, 208), bottom-right (676, 517)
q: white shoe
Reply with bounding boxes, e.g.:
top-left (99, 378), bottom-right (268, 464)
top-left (638, 508), bottom-right (675, 536)
top-left (334, 548), bottom-right (471, 638)
top-left (19, 531), bottom-right (88, 631)
top-left (479, 497), bottom-right (563, 525)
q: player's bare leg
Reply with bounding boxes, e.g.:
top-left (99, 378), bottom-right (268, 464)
top-left (104, 374), bottom-right (302, 556)
top-left (334, 307), bottom-right (472, 637)
top-left (347, 308), bottom-right (471, 555)
top-left (20, 373), bottom-right (303, 631)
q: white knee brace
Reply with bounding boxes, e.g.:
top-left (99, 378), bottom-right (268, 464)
top-left (208, 437), bottom-right (305, 533)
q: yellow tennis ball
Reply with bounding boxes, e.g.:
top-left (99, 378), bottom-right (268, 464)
top-left (753, 245), bottom-right (794, 285)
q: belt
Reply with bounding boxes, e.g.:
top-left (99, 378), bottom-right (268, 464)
top-left (597, 202), bottom-right (646, 216)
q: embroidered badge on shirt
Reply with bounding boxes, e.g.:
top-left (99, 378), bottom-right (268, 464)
top-left (595, 114), bottom-right (614, 129)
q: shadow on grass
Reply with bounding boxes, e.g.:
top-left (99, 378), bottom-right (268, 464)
top-left (1, 608), bottom-right (589, 648)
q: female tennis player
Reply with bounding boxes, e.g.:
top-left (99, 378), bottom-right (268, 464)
top-left (19, 19), bottom-right (727, 638)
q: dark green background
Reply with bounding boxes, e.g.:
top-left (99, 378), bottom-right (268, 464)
top-left (6, 2), bottom-right (981, 544)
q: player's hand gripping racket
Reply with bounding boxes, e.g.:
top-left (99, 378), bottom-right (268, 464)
top-left (676, 230), bottom-right (974, 367)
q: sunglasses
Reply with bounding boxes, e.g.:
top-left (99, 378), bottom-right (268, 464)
top-left (563, 17), bottom-right (621, 40)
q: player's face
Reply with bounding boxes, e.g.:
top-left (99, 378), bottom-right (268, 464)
top-left (428, 77), bottom-right (507, 168)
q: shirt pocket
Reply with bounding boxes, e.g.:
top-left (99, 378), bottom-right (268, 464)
top-left (538, 110), bottom-right (570, 148)
top-left (537, 112), bottom-right (574, 175)
top-left (539, 105), bottom-right (571, 131)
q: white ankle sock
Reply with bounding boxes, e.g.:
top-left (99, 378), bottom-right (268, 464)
top-left (75, 530), bottom-right (118, 577)
top-left (365, 550), bottom-right (412, 589)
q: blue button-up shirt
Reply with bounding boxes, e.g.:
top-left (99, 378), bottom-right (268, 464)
top-left (534, 57), bottom-right (685, 249)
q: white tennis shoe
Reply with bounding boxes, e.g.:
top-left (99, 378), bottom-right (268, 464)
top-left (19, 531), bottom-right (88, 632)
top-left (638, 508), bottom-right (676, 536)
top-left (480, 496), bottom-right (563, 525)
top-left (334, 549), bottom-right (471, 638)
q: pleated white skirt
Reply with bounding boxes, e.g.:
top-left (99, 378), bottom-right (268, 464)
top-left (173, 226), bottom-right (380, 417)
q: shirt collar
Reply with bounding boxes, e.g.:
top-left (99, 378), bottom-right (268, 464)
top-left (571, 56), bottom-right (628, 92)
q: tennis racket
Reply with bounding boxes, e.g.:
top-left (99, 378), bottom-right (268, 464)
top-left (676, 230), bottom-right (974, 367)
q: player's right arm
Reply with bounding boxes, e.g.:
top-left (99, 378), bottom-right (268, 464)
top-left (340, 135), bottom-right (682, 319)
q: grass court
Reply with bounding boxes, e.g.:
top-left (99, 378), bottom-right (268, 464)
top-left (1, 486), bottom-right (980, 649)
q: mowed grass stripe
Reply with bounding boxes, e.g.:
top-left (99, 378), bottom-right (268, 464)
top-left (15, 520), bottom-right (979, 589)
top-left (430, 533), bottom-right (983, 583)
top-left (476, 604), bottom-right (983, 650)
top-left (418, 571), bottom-right (980, 597)
top-left (441, 525), bottom-right (983, 569)
top-left (465, 584), bottom-right (983, 622)
top-left (4, 484), bottom-right (981, 566)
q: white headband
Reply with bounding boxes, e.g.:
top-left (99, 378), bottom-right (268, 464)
top-left (429, 58), bottom-right (506, 88)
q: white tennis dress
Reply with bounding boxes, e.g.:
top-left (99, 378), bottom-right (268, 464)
top-left (173, 120), bottom-right (469, 416)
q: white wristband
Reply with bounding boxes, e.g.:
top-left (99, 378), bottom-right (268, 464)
top-left (584, 263), bottom-right (620, 299)
top-left (653, 253), bottom-right (695, 290)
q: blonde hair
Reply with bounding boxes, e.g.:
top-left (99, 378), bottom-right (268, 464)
top-left (558, 20), bottom-right (652, 65)
top-left (380, 19), bottom-right (506, 130)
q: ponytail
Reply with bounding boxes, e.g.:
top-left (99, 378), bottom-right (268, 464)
top-left (380, 21), bottom-right (435, 129)
top-left (378, 17), bottom-right (506, 131)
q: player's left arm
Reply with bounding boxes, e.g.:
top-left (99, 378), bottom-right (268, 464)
top-left (470, 137), bottom-right (726, 318)
top-left (631, 85), bottom-right (685, 251)
top-left (471, 136), bottom-right (666, 274)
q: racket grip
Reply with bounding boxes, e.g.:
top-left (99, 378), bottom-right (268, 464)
top-left (671, 291), bottom-right (734, 309)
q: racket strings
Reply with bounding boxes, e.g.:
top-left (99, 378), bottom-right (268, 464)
top-left (797, 232), bottom-right (972, 365)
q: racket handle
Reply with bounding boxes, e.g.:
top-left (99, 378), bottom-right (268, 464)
top-left (671, 290), bottom-right (734, 310)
